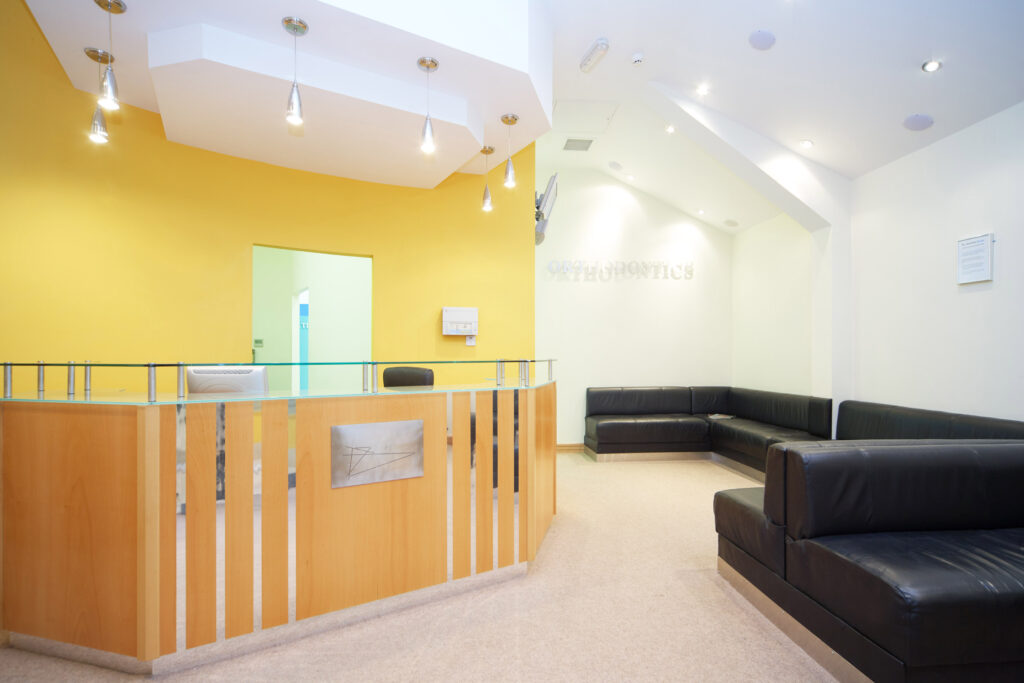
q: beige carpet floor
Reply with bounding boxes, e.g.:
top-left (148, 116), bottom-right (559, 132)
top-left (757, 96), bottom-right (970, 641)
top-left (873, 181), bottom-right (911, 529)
top-left (0, 452), bottom-right (833, 681)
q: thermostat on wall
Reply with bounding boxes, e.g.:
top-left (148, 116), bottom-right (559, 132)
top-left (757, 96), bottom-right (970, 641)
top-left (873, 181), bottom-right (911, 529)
top-left (442, 307), bottom-right (478, 345)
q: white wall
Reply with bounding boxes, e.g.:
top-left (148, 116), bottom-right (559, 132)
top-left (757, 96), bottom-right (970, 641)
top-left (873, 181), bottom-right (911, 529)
top-left (732, 214), bottom-right (813, 394)
top-left (535, 169), bottom-right (734, 443)
top-left (851, 101), bottom-right (1024, 419)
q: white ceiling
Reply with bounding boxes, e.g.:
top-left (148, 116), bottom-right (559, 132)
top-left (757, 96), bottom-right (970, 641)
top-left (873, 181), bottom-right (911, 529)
top-left (26, 0), bottom-right (552, 188)
top-left (546, 0), bottom-right (1024, 180)
top-left (26, 0), bottom-right (1024, 216)
top-left (537, 101), bottom-right (783, 232)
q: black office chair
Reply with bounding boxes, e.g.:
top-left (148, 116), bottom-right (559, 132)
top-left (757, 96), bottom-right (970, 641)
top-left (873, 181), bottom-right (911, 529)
top-left (381, 366), bottom-right (434, 388)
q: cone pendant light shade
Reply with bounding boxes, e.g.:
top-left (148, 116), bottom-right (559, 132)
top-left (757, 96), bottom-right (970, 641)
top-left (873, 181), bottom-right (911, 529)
top-left (482, 183), bottom-right (493, 212)
top-left (503, 157), bottom-right (516, 188)
top-left (421, 114), bottom-right (436, 154)
top-left (286, 82), bottom-right (303, 125)
top-left (89, 105), bottom-right (109, 143)
top-left (500, 113), bottom-right (519, 189)
top-left (98, 65), bottom-right (119, 111)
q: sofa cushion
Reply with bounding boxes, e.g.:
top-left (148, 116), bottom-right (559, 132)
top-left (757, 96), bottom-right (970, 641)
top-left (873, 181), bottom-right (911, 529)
top-left (585, 387), bottom-right (691, 416)
top-left (837, 400), bottom-right (1024, 440)
top-left (709, 418), bottom-right (815, 468)
top-left (787, 529), bottom-right (1024, 667)
top-left (713, 487), bottom-right (784, 576)
top-left (785, 442), bottom-right (1024, 540)
top-left (585, 414), bottom-right (707, 444)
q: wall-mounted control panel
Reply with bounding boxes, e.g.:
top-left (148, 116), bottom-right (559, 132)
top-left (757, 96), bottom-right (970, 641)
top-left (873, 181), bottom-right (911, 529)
top-left (442, 306), bottom-right (478, 346)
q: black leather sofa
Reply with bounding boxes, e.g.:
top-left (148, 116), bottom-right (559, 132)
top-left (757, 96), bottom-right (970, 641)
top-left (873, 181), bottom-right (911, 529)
top-left (584, 386), bottom-right (832, 471)
top-left (715, 440), bottom-right (1024, 682)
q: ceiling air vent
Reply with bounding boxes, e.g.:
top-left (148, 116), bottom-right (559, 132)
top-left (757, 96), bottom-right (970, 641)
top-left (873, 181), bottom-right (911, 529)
top-left (563, 138), bottom-right (594, 151)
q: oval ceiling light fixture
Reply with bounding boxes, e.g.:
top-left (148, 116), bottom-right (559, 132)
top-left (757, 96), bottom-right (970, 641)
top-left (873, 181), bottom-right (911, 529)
top-left (749, 30), bottom-right (776, 51)
top-left (903, 114), bottom-right (934, 131)
top-left (418, 57), bottom-right (439, 154)
top-left (697, 209), bottom-right (705, 215)
top-left (580, 37), bottom-right (610, 73)
top-left (501, 114), bottom-right (519, 188)
top-left (665, 124), bottom-right (675, 134)
top-left (800, 139), bottom-right (814, 149)
top-left (696, 82), bottom-right (710, 97)
top-left (921, 60), bottom-right (942, 73)
top-left (282, 17), bottom-right (308, 126)
top-left (608, 160), bottom-right (623, 171)
top-left (481, 146), bottom-right (495, 212)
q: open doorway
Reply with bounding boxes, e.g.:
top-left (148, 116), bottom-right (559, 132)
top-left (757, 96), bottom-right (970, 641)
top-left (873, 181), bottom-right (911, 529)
top-left (252, 246), bottom-right (372, 394)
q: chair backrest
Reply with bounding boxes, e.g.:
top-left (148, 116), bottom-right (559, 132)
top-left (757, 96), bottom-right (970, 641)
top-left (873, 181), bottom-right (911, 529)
top-left (382, 366), bottom-right (435, 388)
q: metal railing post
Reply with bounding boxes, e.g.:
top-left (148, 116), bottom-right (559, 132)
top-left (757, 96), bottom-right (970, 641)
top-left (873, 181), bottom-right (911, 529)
top-left (37, 361), bottom-right (45, 398)
top-left (147, 363), bottom-right (156, 403)
top-left (3, 362), bottom-right (11, 398)
top-left (177, 363), bottom-right (186, 400)
top-left (67, 362), bottom-right (75, 399)
top-left (362, 362), bottom-right (369, 393)
top-left (84, 361), bottom-right (92, 400)
top-left (547, 359), bottom-right (553, 381)
top-left (371, 362), bottom-right (379, 393)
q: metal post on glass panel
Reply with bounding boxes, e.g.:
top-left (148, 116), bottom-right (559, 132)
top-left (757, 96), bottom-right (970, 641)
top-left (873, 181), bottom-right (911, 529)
top-left (67, 362), bottom-right (75, 399)
top-left (3, 362), bottom-right (12, 399)
top-left (547, 359), bottom-right (553, 381)
top-left (371, 362), bottom-right (379, 393)
top-left (362, 363), bottom-right (369, 393)
top-left (177, 362), bottom-right (186, 400)
top-left (520, 360), bottom-right (530, 387)
top-left (148, 363), bottom-right (157, 403)
top-left (37, 361), bottom-right (45, 398)
top-left (84, 361), bottom-right (92, 400)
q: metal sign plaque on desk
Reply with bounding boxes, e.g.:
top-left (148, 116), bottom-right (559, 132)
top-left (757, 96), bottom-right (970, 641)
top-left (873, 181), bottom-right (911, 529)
top-left (330, 419), bottom-right (424, 488)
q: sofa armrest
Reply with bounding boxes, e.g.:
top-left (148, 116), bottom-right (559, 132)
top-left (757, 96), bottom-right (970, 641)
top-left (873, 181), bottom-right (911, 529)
top-left (785, 442), bottom-right (1024, 539)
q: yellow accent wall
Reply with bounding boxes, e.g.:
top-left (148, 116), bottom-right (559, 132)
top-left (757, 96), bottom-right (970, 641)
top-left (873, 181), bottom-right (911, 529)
top-left (0, 1), bottom-right (535, 391)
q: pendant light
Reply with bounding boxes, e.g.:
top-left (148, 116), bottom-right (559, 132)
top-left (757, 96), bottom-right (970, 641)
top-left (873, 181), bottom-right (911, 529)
top-left (481, 146), bottom-right (495, 212)
top-left (89, 105), bottom-right (109, 144)
top-left (418, 57), bottom-right (439, 155)
top-left (282, 17), bottom-right (308, 126)
top-left (93, 0), bottom-right (125, 111)
top-left (501, 114), bottom-right (519, 188)
top-left (84, 48), bottom-right (114, 143)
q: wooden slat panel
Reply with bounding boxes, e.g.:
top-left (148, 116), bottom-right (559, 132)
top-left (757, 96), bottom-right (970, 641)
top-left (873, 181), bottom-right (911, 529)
top-left (296, 394), bottom-right (447, 619)
top-left (452, 392), bottom-right (472, 580)
top-left (186, 402), bottom-right (216, 649)
top-left (474, 391), bottom-right (493, 574)
top-left (137, 406), bottom-right (161, 661)
top-left (2, 404), bottom-right (138, 655)
top-left (496, 390), bottom-right (515, 568)
top-left (521, 389), bottom-right (538, 561)
top-left (537, 383), bottom-right (557, 538)
top-left (225, 402), bottom-right (254, 639)
top-left (261, 400), bottom-right (289, 630)
top-left (159, 406), bottom-right (177, 655)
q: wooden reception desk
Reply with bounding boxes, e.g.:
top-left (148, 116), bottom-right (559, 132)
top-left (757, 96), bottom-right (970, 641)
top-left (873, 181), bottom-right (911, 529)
top-left (0, 378), bottom-right (556, 671)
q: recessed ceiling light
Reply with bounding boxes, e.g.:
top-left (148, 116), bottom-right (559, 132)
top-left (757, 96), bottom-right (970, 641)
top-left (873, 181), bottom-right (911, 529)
top-left (665, 124), bottom-right (675, 134)
top-left (696, 82), bottom-right (710, 97)
top-left (800, 139), bottom-right (814, 149)
top-left (749, 30), bottom-right (776, 51)
top-left (626, 174), bottom-right (635, 181)
top-left (697, 209), bottom-right (705, 215)
top-left (921, 60), bottom-right (942, 73)
top-left (580, 37), bottom-right (610, 73)
top-left (903, 114), bottom-right (934, 131)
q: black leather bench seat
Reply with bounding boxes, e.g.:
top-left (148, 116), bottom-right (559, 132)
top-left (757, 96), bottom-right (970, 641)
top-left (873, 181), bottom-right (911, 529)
top-left (708, 418), bottom-right (817, 470)
top-left (585, 414), bottom-right (708, 444)
top-left (787, 528), bottom-right (1024, 668)
top-left (713, 487), bottom-right (784, 575)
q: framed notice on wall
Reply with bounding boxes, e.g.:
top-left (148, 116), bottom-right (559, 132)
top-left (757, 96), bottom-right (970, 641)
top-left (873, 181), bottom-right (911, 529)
top-left (957, 233), bottom-right (994, 284)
